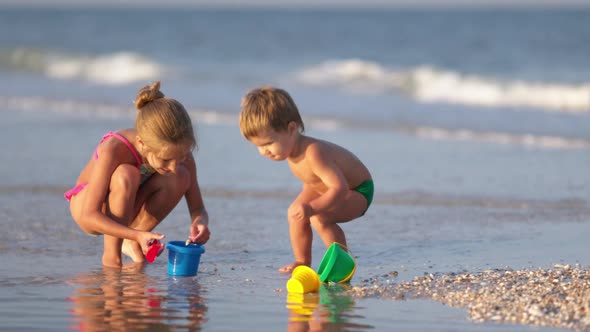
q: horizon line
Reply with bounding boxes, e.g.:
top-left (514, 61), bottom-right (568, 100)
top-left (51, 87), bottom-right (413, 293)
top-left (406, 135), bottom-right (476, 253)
top-left (1, 0), bottom-right (590, 10)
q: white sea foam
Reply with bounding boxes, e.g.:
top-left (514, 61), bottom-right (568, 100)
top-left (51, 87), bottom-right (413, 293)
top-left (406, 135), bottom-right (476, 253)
top-left (295, 59), bottom-right (590, 112)
top-left (45, 51), bottom-right (163, 85)
top-left (0, 95), bottom-right (132, 118)
top-left (1, 48), bottom-right (164, 85)
top-left (0, 96), bottom-right (233, 125)
top-left (410, 126), bottom-right (590, 150)
top-left (3, 95), bottom-right (587, 150)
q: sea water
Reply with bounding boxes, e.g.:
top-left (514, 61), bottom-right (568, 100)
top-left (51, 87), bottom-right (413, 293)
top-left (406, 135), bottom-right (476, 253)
top-left (1, 7), bottom-right (589, 331)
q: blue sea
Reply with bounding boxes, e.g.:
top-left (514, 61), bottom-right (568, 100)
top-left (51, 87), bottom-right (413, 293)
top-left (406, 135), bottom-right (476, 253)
top-left (1, 7), bottom-right (590, 331)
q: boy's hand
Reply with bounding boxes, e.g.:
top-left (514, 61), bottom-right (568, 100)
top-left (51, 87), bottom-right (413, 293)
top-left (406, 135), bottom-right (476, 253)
top-left (288, 202), bottom-right (313, 223)
top-left (189, 223), bottom-right (211, 244)
top-left (137, 231), bottom-right (165, 254)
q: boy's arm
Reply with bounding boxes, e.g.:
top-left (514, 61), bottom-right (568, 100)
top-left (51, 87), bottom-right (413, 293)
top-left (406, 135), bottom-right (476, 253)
top-left (306, 144), bottom-right (349, 214)
top-left (184, 155), bottom-right (210, 244)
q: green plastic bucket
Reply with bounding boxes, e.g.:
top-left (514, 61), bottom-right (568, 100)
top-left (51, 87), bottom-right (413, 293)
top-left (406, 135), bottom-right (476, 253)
top-left (317, 243), bottom-right (356, 283)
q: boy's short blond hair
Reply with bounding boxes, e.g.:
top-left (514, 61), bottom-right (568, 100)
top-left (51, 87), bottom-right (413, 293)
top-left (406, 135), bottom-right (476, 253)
top-left (239, 86), bottom-right (304, 138)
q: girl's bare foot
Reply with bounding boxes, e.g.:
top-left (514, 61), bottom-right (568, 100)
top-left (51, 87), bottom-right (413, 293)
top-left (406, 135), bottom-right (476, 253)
top-left (102, 254), bottom-right (122, 268)
top-left (122, 261), bottom-right (146, 272)
top-left (279, 261), bottom-right (307, 273)
top-left (122, 239), bottom-right (145, 262)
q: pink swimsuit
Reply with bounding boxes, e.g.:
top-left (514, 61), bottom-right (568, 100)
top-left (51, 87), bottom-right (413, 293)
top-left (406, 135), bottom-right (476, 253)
top-left (64, 131), bottom-right (155, 201)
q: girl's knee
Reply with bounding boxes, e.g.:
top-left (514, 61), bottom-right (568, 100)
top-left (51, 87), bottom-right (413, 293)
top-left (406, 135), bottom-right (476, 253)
top-left (166, 166), bottom-right (191, 194)
top-left (110, 164), bottom-right (141, 193)
top-left (146, 165), bottom-right (190, 197)
top-left (175, 166), bottom-right (191, 191)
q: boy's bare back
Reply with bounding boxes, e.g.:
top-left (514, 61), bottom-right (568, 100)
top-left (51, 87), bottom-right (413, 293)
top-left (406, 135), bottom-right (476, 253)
top-left (287, 136), bottom-right (371, 194)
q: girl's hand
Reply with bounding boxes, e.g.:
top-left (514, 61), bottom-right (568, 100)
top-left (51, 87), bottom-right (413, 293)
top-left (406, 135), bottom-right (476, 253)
top-left (137, 231), bottom-right (165, 254)
top-left (189, 222), bottom-right (210, 245)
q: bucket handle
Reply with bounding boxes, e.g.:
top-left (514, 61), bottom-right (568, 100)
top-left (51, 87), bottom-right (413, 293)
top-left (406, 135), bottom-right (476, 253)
top-left (333, 242), bottom-right (356, 283)
top-left (334, 242), bottom-right (355, 264)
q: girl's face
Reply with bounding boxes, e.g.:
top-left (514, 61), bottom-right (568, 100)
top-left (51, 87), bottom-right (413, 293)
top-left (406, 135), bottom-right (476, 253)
top-left (143, 141), bottom-right (191, 175)
top-left (248, 123), bottom-right (298, 161)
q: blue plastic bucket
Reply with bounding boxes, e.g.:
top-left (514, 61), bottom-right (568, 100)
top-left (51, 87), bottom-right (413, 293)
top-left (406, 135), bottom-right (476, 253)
top-left (166, 241), bottom-right (205, 276)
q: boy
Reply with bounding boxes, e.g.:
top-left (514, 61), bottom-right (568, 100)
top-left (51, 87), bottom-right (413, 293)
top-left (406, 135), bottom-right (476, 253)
top-left (239, 86), bottom-right (373, 273)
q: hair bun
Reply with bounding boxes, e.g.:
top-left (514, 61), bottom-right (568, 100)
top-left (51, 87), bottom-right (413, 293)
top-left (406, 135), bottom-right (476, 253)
top-left (134, 81), bottom-right (165, 109)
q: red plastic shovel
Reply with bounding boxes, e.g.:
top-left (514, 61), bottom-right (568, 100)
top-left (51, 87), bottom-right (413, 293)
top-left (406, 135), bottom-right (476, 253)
top-left (146, 239), bottom-right (163, 263)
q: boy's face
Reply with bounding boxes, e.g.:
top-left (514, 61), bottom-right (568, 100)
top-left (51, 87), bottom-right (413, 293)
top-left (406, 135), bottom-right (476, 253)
top-left (248, 126), bottom-right (296, 161)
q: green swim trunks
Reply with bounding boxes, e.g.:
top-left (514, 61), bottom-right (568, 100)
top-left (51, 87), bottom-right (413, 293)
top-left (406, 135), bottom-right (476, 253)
top-left (353, 179), bottom-right (374, 214)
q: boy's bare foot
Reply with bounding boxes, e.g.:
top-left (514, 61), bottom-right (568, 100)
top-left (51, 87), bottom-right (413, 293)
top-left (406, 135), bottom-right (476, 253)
top-left (279, 261), bottom-right (307, 273)
top-left (122, 239), bottom-right (145, 263)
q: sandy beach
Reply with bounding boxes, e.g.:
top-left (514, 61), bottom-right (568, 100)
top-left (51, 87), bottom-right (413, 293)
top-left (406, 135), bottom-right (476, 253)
top-left (351, 264), bottom-right (590, 330)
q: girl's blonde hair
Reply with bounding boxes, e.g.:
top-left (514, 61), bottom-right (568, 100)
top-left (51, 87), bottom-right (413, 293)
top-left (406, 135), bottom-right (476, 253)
top-left (134, 81), bottom-right (196, 151)
top-left (239, 86), bottom-right (304, 138)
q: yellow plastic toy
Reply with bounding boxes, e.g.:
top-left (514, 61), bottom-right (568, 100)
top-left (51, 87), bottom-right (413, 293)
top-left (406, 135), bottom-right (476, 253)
top-left (286, 265), bottom-right (320, 294)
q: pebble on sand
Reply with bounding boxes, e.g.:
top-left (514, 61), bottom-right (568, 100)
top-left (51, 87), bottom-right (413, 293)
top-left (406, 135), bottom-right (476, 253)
top-left (348, 264), bottom-right (590, 331)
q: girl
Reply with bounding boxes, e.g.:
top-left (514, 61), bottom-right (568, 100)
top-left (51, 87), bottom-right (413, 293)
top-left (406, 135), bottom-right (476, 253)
top-left (65, 81), bottom-right (210, 267)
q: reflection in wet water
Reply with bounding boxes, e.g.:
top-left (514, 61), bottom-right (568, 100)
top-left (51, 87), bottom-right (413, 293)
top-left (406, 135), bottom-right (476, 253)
top-left (67, 263), bottom-right (207, 331)
top-left (286, 284), bottom-right (373, 332)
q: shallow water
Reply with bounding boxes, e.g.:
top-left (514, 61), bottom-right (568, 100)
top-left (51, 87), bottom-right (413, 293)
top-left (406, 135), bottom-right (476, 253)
top-left (0, 107), bottom-right (589, 331)
top-left (1, 74), bottom-right (590, 331)
top-left (1, 187), bottom-right (588, 331)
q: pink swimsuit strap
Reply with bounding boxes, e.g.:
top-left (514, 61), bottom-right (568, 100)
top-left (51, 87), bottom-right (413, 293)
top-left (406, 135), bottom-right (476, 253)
top-left (94, 131), bottom-right (142, 168)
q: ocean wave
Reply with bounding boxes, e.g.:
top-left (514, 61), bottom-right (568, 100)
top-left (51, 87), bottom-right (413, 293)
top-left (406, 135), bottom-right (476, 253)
top-left (0, 95), bottom-right (234, 125)
top-left (0, 95), bottom-right (340, 130)
top-left (294, 59), bottom-right (590, 113)
top-left (405, 126), bottom-right (590, 150)
top-left (0, 48), bottom-right (164, 85)
top-left (2, 95), bottom-right (589, 150)
top-left (0, 95), bottom-right (134, 118)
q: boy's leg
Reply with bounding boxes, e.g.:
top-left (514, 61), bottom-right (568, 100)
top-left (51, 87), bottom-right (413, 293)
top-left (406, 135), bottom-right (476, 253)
top-left (310, 218), bottom-right (347, 248)
top-left (122, 165), bottom-right (191, 262)
top-left (280, 187), bottom-right (320, 273)
top-left (310, 189), bottom-right (368, 249)
top-left (102, 164), bottom-right (142, 267)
